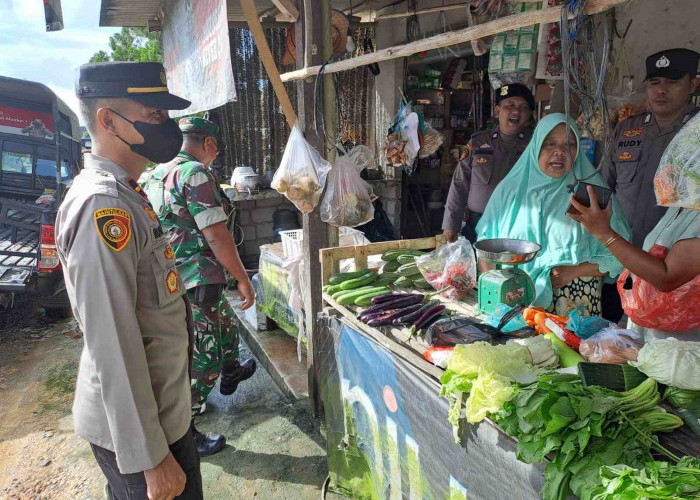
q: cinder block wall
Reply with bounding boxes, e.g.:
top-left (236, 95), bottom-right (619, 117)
top-left (236, 196), bottom-right (299, 267)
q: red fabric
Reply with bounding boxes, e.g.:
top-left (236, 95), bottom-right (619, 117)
top-left (618, 244), bottom-right (700, 331)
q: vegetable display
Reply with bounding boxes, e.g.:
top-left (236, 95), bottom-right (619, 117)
top-left (494, 374), bottom-right (683, 500)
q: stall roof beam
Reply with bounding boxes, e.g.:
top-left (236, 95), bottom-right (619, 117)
top-left (280, 0), bottom-right (629, 82)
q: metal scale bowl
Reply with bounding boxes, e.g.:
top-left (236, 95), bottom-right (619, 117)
top-left (473, 238), bottom-right (541, 314)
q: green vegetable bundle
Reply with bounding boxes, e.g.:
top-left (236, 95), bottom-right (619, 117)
top-left (591, 456), bottom-right (700, 499)
top-left (493, 374), bottom-right (684, 500)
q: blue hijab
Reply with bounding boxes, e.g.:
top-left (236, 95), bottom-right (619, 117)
top-left (475, 113), bottom-right (632, 308)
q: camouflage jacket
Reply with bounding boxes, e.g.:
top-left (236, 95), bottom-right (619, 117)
top-left (143, 151), bottom-right (228, 289)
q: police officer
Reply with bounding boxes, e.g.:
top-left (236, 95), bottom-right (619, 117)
top-left (606, 48), bottom-right (699, 248)
top-left (57, 62), bottom-right (202, 499)
top-left (143, 117), bottom-right (256, 457)
top-left (602, 48), bottom-right (699, 322)
top-left (442, 83), bottom-right (534, 242)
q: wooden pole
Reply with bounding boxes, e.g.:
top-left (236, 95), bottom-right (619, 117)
top-left (239, 0), bottom-right (298, 128)
top-left (375, 2), bottom-right (470, 21)
top-left (280, 0), bottom-right (629, 82)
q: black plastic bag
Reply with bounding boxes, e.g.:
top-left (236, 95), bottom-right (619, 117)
top-left (424, 316), bottom-right (534, 347)
top-left (356, 200), bottom-right (395, 242)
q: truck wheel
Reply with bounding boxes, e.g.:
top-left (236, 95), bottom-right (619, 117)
top-left (43, 306), bottom-right (72, 319)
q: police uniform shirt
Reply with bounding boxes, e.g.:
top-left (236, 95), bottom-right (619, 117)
top-left (442, 128), bottom-right (530, 232)
top-left (56, 153), bottom-right (191, 474)
top-left (605, 104), bottom-right (699, 247)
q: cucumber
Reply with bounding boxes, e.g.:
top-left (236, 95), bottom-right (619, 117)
top-left (354, 288), bottom-right (393, 307)
top-left (397, 254), bottom-right (418, 265)
top-left (328, 270), bottom-right (370, 285)
top-left (394, 276), bottom-right (414, 288)
top-left (326, 283), bottom-right (346, 295)
top-left (378, 271), bottom-right (400, 281)
top-left (397, 262), bottom-right (421, 277)
top-left (381, 261), bottom-right (401, 273)
top-left (381, 249), bottom-right (425, 262)
top-left (337, 286), bottom-right (390, 306)
top-left (332, 285), bottom-right (376, 301)
top-left (412, 277), bottom-right (433, 290)
top-left (374, 276), bottom-right (396, 287)
top-left (339, 272), bottom-right (378, 290)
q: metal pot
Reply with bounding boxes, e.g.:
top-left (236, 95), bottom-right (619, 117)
top-left (231, 166), bottom-right (263, 194)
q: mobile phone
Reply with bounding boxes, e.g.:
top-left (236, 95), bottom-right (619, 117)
top-left (567, 181), bottom-right (613, 215)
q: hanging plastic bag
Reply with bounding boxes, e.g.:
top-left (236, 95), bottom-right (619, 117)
top-left (271, 125), bottom-right (331, 213)
top-left (618, 245), bottom-right (700, 331)
top-left (579, 328), bottom-right (643, 364)
top-left (654, 112), bottom-right (700, 210)
top-left (345, 145), bottom-right (377, 172)
top-left (320, 155), bottom-right (375, 228)
top-left (416, 236), bottom-right (477, 301)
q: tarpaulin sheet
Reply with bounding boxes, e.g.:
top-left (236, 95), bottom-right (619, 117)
top-left (162, 0), bottom-right (237, 116)
top-left (318, 315), bottom-right (544, 500)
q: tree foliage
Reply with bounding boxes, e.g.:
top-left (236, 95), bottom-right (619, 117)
top-left (90, 27), bottom-right (163, 63)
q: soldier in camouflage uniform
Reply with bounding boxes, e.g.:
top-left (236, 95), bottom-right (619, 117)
top-left (143, 117), bottom-right (256, 457)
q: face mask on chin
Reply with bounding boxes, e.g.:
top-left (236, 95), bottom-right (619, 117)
top-left (110, 109), bottom-right (183, 164)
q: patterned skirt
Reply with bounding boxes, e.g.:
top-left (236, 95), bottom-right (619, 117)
top-left (548, 276), bottom-right (603, 317)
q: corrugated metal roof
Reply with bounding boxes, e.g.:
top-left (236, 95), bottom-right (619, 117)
top-left (99, 0), bottom-right (286, 27)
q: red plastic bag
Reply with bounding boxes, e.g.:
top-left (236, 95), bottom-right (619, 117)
top-left (618, 245), bottom-right (700, 331)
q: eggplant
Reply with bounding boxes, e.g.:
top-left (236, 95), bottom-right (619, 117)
top-left (409, 304), bottom-right (446, 336)
top-left (371, 292), bottom-right (415, 304)
top-left (393, 300), bottom-right (439, 326)
top-left (358, 294), bottom-right (424, 319)
top-left (367, 303), bottom-right (423, 327)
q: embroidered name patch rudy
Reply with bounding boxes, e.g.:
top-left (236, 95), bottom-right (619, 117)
top-left (94, 208), bottom-right (131, 252)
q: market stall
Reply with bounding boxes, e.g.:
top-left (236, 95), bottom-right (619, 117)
top-left (316, 237), bottom-right (700, 500)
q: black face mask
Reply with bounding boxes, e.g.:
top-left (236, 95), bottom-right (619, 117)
top-left (110, 110), bottom-right (183, 164)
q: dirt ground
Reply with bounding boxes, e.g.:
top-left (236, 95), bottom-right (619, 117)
top-left (0, 298), bottom-right (345, 500)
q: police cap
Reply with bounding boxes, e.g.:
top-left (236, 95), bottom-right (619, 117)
top-left (76, 61), bottom-right (191, 110)
top-left (494, 83), bottom-right (535, 110)
top-left (645, 48), bottom-right (699, 81)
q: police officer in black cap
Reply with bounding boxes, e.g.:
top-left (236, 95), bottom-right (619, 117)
top-left (602, 48), bottom-right (699, 321)
top-left (56, 62), bottom-right (203, 500)
top-left (443, 83), bottom-right (534, 242)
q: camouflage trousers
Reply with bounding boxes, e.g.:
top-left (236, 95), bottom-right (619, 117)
top-left (187, 287), bottom-right (239, 416)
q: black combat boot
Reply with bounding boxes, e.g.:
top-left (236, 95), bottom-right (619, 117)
top-left (191, 419), bottom-right (226, 457)
top-left (219, 358), bottom-right (257, 396)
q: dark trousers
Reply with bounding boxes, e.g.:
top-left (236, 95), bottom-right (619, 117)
top-left (91, 430), bottom-right (203, 500)
top-left (460, 211), bottom-right (483, 243)
top-left (601, 282), bottom-right (625, 324)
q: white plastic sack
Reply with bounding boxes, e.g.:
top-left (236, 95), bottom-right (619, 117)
top-left (320, 156), bottom-right (375, 228)
top-left (272, 125), bottom-right (331, 213)
top-left (345, 145), bottom-right (377, 172)
top-left (654, 112), bottom-right (700, 210)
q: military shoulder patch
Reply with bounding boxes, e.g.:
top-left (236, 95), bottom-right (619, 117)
top-left (94, 208), bottom-right (132, 252)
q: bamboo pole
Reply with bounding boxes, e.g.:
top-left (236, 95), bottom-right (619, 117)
top-left (240, 0), bottom-right (298, 128)
top-left (280, 0), bottom-right (629, 82)
top-left (375, 2), bottom-right (470, 21)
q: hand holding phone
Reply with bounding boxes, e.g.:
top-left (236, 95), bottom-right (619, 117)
top-left (567, 181), bottom-right (612, 215)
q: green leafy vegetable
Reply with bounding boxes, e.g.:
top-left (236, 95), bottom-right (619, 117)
top-left (590, 456), bottom-right (700, 499)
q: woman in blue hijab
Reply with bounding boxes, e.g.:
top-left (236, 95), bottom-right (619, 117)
top-left (475, 113), bottom-right (631, 316)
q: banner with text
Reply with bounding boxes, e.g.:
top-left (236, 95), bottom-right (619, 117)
top-left (318, 316), bottom-right (544, 500)
top-left (162, 0), bottom-right (237, 117)
top-left (0, 106), bottom-right (54, 139)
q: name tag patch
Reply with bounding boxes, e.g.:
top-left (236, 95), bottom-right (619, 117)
top-left (94, 208), bottom-right (131, 252)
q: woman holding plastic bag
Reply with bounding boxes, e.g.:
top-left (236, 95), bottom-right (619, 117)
top-left (569, 113), bottom-right (700, 341)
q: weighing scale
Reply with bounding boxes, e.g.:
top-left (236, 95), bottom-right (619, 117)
top-left (473, 238), bottom-right (541, 315)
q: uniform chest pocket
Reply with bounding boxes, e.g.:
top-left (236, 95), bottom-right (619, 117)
top-left (616, 161), bottom-right (638, 184)
top-left (151, 240), bottom-right (183, 306)
top-left (471, 156), bottom-right (492, 185)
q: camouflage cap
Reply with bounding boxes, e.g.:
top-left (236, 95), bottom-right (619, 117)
top-left (178, 116), bottom-right (220, 136)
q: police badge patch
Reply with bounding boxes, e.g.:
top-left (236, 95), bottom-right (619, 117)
top-left (94, 208), bottom-right (131, 252)
top-left (166, 270), bottom-right (179, 294)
